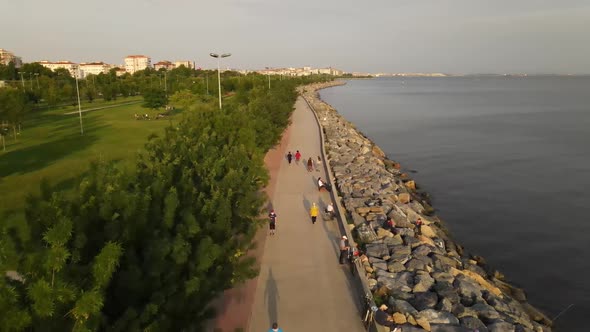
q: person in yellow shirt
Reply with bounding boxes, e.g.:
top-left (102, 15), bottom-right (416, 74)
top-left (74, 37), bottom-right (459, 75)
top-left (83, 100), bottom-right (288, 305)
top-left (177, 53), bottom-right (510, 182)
top-left (310, 203), bottom-right (319, 224)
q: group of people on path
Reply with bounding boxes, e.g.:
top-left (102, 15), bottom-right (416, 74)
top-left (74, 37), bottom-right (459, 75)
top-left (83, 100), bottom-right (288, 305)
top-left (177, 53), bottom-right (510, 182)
top-left (286, 150), bottom-right (322, 173)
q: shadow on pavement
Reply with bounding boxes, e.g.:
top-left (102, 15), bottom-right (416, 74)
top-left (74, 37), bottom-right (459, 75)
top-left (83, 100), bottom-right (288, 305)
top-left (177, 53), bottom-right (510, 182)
top-left (264, 267), bottom-right (280, 328)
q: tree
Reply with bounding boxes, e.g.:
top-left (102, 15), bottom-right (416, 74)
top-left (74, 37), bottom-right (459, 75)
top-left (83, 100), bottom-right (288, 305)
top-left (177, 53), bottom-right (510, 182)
top-left (141, 88), bottom-right (167, 109)
top-left (0, 87), bottom-right (28, 140)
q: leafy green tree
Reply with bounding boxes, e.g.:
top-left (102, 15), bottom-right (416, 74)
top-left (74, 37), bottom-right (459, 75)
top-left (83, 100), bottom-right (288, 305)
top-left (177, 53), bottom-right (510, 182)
top-left (141, 88), bottom-right (167, 109)
top-left (0, 87), bottom-right (28, 139)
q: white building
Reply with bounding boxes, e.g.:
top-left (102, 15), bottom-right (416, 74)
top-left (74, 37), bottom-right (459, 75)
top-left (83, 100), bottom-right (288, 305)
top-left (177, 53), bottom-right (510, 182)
top-left (79, 62), bottom-right (110, 77)
top-left (124, 55), bottom-right (151, 74)
top-left (174, 60), bottom-right (194, 69)
top-left (38, 60), bottom-right (80, 77)
top-left (0, 48), bottom-right (22, 67)
top-left (154, 60), bottom-right (174, 71)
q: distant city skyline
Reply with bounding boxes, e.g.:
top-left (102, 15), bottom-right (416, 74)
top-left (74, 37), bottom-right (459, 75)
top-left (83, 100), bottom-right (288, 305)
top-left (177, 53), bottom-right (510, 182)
top-left (3, 0), bottom-right (590, 74)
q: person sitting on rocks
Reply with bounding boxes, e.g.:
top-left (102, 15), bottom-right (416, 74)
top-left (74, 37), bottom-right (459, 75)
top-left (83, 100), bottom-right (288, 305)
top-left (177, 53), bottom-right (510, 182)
top-left (324, 203), bottom-right (335, 219)
top-left (374, 304), bottom-right (400, 332)
top-left (383, 217), bottom-right (396, 233)
top-left (318, 177), bottom-right (326, 191)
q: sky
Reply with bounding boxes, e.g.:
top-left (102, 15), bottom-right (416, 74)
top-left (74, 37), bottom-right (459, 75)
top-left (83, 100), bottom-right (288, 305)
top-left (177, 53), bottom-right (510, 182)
top-left (3, 0), bottom-right (590, 74)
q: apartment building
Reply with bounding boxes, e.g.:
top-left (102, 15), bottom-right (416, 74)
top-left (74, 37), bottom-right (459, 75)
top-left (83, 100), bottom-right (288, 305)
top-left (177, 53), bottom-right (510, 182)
top-left (124, 55), bottom-right (151, 74)
top-left (173, 60), bottom-right (194, 69)
top-left (0, 48), bottom-right (23, 67)
top-left (154, 60), bottom-right (174, 71)
top-left (79, 62), bottom-right (110, 77)
top-left (38, 60), bottom-right (80, 77)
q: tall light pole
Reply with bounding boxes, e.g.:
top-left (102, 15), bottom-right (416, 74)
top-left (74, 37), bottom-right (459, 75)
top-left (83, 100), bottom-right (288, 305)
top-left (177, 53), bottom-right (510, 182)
top-left (206, 73), bottom-right (209, 95)
top-left (74, 71), bottom-right (84, 135)
top-left (19, 72), bottom-right (25, 89)
top-left (268, 73), bottom-right (271, 89)
top-left (209, 53), bottom-right (231, 110)
top-left (164, 70), bottom-right (168, 98)
top-left (34, 73), bottom-right (40, 90)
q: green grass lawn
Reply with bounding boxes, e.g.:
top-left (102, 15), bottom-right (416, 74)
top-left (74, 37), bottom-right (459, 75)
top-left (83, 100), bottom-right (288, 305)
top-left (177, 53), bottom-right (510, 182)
top-left (0, 101), bottom-right (182, 225)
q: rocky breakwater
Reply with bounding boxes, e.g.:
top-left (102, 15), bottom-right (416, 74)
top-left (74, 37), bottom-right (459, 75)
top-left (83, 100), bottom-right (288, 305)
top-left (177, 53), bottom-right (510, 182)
top-left (301, 81), bottom-right (552, 332)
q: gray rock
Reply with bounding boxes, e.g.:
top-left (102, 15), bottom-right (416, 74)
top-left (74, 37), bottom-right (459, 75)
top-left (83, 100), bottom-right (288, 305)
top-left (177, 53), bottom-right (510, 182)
top-left (453, 275), bottom-right (483, 300)
top-left (488, 321), bottom-right (515, 332)
top-left (464, 262), bottom-right (487, 278)
top-left (378, 276), bottom-right (412, 293)
top-left (384, 234), bottom-right (404, 246)
top-left (430, 325), bottom-right (472, 332)
top-left (390, 299), bottom-right (418, 315)
top-left (355, 223), bottom-right (377, 243)
top-left (470, 303), bottom-right (501, 323)
top-left (432, 254), bottom-right (460, 270)
top-left (459, 316), bottom-right (488, 332)
top-left (419, 309), bottom-right (460, 325)
top-left (406, 258), bottom-right (428, 271)
top-left (390, 245), bottom-right (412, 256)
top-left (397, 227), bottom-right (415, 237)
top-left (353, 211), bottom-right (368, 225)
top-left (437, 298), bottom-right (453, 313)
top-left (432, 272), bottom-right (455, 284)
top-left (368, 278), bottom-right (378, 290)
top-left (411, 292), bottom-right (439, 311)
top-left (412, 245), bottom-right (433, 257)
top-left (413, 271), bottom-right (435, 293)
top-left (403, 235), bottom-right (421, 248)
top-left (366, 243), bottom-right (389, 258)
top-left (388, 261), bottom-right (406, 273)
top-left (399, 326), bottom-right (429, 332)
top-left (390, 288), bottom-right (413, 301)
top-left (373, 260), bottom-right (388, 271)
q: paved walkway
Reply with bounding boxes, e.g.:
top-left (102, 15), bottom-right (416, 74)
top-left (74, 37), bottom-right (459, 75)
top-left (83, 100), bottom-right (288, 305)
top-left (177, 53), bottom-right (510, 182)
top-left (247, 97), bottom-right (365, 332)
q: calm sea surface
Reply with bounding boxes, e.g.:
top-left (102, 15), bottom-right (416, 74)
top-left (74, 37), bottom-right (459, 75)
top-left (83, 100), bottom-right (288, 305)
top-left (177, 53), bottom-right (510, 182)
top-left (320, 77), bottom-right (590, 331)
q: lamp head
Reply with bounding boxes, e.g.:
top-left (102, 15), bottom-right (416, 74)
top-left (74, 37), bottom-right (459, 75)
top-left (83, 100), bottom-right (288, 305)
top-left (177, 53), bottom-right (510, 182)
top-left (210, 53), bottom-right (219, 58)
top-left (221, 53), bottom-right (232, 58)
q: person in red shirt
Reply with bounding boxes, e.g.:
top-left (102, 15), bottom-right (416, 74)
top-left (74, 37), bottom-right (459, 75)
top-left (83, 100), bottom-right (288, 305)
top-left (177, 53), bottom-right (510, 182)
top-left (295, 150), bottom-right (301, 163)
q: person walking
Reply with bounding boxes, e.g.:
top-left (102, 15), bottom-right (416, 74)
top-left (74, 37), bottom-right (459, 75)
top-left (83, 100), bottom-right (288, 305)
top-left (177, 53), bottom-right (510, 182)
top-left (268, 210), bottom-right (277, 235)
top-left (316, 155), bottom-right (322, 172)
top-left (287, 151), bottom-right (293, 164)
top-left (307, 157), bottom-right (313, 172)
top-left (268, 322), bottom-right (283, 332)
top-left (339, 235), bottom-right (350, 264)
top-left (295, 150), bottom-right (301, 164)
top-left (310, 203), bottom-right (319, 224)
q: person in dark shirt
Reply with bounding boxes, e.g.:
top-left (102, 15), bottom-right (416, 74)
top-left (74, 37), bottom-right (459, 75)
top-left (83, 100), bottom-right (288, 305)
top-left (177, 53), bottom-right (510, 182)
top-left (374, 304), bottom-right (400, 332)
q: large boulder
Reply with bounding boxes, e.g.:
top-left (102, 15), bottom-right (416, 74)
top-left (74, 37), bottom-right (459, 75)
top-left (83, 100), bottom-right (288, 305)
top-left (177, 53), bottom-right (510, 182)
top-left (355, 222), bottom-right (377, 243)
top-left (413, 271), bottom-right (435, 293)
top-left (430, 325), bottom-right (472, 332)
top-left (420, 225), bottom-right (438, 238)
top-left (487, 321), bottom-right (515, 332)
top-left (390, 299), bottom-right (418, 315)
top-left (384, 234), bottom-right (404, 246)
top-left (419, 309), bottom-right (460, 325)
top-left (453, 275), bottom-right (483, 301)
top-left (410, 292), bottom-right (439, 311)
top-left (470, 303), bottom-right (501, 323)
top-left (366, 243), bottom-right (389, 259)
top-left (459, 316), bottom-right (488, 332)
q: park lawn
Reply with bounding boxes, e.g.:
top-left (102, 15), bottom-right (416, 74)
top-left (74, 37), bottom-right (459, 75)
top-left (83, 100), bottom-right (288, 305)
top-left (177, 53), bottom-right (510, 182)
top-left (0, 101), bottom-right (182, 226)
top-left (40, 95), bottom-right (143, 114)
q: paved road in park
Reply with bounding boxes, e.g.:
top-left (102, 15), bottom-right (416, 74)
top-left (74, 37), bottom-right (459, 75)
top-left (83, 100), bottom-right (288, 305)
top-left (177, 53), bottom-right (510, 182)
top-left (247, 97), bottom-right (365, 332)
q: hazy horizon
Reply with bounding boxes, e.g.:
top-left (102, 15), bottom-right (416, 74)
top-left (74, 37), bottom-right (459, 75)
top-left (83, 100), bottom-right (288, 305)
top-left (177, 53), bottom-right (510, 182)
top-left (3, 0), bottom-right (590, 74)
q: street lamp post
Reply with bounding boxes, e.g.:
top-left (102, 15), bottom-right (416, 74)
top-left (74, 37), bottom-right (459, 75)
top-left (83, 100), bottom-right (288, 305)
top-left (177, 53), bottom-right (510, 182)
top-left (209, 53), bottom-right (231, 110)
top-left (206, 73), bottom-right (209, 95)
top-left (268, 73), bottom-right (271, 89)
top-left (19, 72), bottom-right (25, 89)
top-left (34, 73), bottom-right (40, 90)
top-left (74, 72), bottom-right (84, 135)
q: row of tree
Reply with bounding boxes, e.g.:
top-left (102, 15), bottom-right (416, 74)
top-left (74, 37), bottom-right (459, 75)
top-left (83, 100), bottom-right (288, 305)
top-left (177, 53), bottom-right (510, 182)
top-left (0, 74), bottom-right (331, 331)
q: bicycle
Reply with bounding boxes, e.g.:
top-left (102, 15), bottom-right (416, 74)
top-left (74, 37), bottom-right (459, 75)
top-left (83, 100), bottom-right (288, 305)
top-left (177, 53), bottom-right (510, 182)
top-left (361, 292), bottom-right (374, 331)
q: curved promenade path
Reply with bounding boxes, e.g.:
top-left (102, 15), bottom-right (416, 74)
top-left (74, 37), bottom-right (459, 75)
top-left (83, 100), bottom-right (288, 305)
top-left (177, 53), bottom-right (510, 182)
top-left (246, 97), bottom-right (365, 331)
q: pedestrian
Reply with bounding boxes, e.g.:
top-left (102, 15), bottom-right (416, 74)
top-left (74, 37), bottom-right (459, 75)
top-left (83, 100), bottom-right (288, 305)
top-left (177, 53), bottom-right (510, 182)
top-left (310, 203), bottom-right (319, 224)
top-left (295, 150), bottom-right (301, 163)
top-left (268, 322), bottom-right (283, 332)
top-left (316, 155), bottom-right (322, 171)
top-left (287, 151), bottom-right (293, 164)
top-left (307, 157), bottom-right (313, 172)
top-left (269, 210), bottom-right (277, 235)
top-left (339, 235), bottom-right (350, 264)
